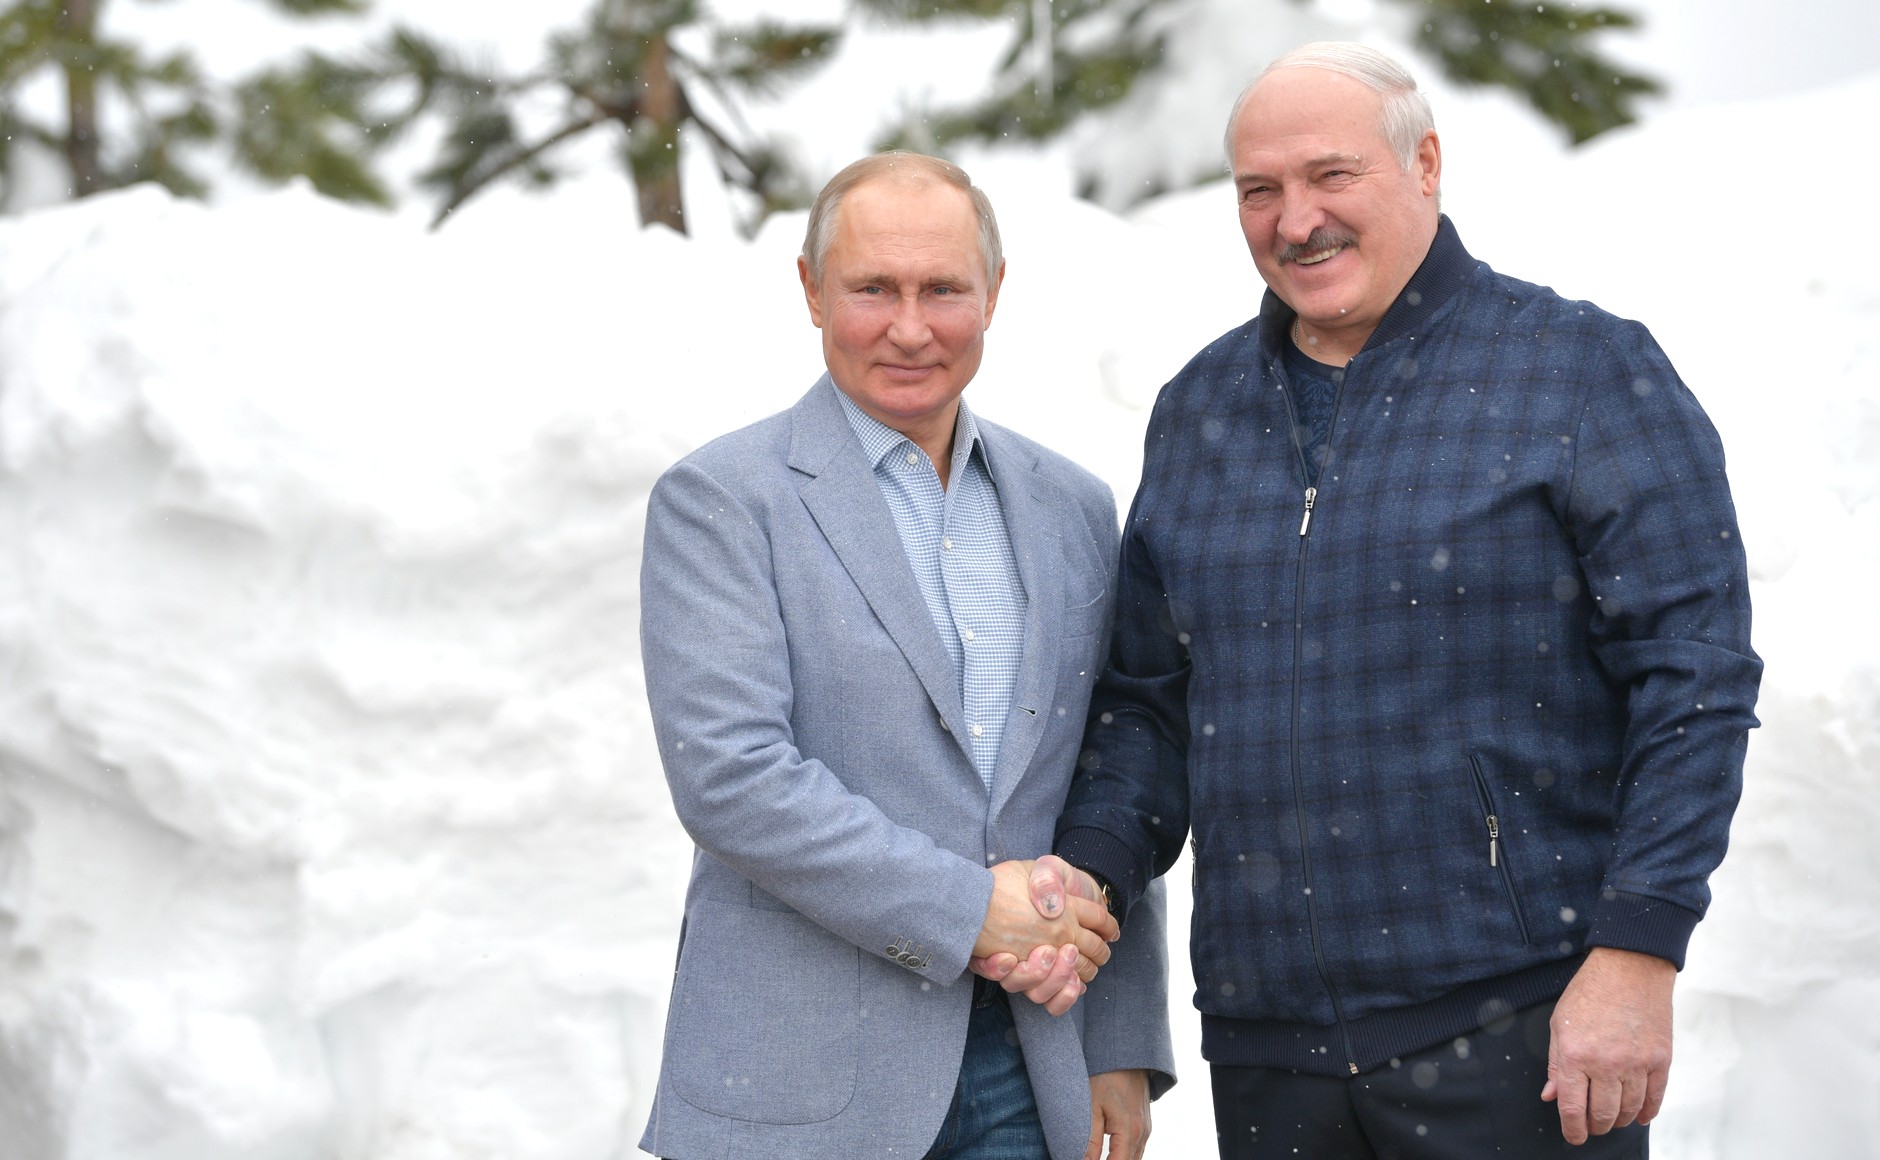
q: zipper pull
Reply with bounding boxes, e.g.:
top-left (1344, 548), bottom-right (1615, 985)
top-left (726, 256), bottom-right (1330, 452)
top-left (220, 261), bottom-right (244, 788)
top-left (1486, 815), bottom-right (1500, 867)
top-left (1298, 486), bottom-right (1318, 536)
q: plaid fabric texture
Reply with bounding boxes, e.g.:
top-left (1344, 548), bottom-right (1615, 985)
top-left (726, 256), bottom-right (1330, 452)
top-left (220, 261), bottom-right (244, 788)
top-left (839, 393), bottom-right (1027, 787)
top-left (1057, 218), bottom-right (1761, 1074)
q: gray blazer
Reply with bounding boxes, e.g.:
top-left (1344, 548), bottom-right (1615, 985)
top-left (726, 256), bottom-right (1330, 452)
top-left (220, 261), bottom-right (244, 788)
top-left (639, 378), bottom-right (1173, 1160)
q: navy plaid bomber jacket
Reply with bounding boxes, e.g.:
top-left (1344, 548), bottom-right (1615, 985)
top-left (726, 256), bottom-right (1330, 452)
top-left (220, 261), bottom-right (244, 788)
top-left (1057, 217), bottom-right (1762, 1076)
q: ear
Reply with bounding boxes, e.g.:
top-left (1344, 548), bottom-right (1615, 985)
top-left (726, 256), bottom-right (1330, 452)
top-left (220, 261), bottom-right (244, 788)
top-left (981, 259), bottom-right (1008, 329)
top-left (797, 255), bottom-right (825, 328)
top-left (1417, 129), bottom-right (1442, 198)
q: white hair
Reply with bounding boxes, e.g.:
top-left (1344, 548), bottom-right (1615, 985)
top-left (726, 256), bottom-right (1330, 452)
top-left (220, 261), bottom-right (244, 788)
top-left (1223, 41), bottom-right (1436, 170)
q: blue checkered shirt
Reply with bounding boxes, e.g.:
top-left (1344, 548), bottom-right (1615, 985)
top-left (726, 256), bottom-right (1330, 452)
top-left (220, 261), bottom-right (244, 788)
top-left (838, 392), bottom-right (1027, 787)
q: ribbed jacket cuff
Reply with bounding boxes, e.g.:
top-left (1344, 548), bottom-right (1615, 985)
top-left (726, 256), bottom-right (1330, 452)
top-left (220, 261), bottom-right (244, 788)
top-left (1054, 826), bottom-right (1144, 927)
top-left (1586, 890), bottom-right (1701, 970)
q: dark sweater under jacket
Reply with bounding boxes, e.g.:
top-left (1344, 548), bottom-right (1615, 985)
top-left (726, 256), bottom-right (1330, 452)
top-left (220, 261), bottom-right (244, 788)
top-left (1057, 217), bottom-right (1762, 1077)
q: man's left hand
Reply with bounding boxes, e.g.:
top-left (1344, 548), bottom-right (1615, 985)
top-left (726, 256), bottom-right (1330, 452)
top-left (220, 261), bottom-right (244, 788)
top-left (1087, 1069), bottom-right (1151, 1160)
top-left (1541, 946), bottom-right (1676, 1144)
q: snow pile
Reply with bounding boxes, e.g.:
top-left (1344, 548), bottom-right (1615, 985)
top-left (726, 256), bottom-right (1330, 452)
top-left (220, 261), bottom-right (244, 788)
top-left (0, 185), bottom-right (716, 1159)
top-left (2, 70), bottom-right (1877, 1159)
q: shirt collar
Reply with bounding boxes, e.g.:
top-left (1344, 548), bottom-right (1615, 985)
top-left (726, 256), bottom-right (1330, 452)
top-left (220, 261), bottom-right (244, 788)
top-left (836, 390), bottom-right (986, 477)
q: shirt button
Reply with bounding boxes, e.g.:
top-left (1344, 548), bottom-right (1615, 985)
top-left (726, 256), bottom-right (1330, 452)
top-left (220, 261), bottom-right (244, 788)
top-left (971, 724), bottom-right (984, 738)
top-left (942, 537), bottom-right (953, 550)
top-left (963, 628), bottom-right (976, 642)
top-left (904, 450), bottom-right (920, 466)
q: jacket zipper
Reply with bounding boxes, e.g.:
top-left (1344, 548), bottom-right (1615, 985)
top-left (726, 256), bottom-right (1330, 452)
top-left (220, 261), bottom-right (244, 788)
top-left (1280, 354), bottom-right (1360, 1075)
top-left (1467, 754), bottom-right (1532, 944)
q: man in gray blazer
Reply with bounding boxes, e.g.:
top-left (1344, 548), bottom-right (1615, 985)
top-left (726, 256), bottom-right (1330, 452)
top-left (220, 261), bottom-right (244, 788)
top-left (638, 152), bottom-right (1175, 1160)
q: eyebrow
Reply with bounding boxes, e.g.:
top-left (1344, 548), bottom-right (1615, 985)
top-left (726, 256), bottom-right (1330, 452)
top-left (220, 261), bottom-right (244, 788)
top-left (1236, 150), bottom-right (1367, 184)
top-left (847, 271), bottom-right (972, 288)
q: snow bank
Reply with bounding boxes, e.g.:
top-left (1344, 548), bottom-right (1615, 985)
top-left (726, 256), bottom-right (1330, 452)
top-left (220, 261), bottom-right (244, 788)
top-left (2, 71), bottom-right (1876, 1159)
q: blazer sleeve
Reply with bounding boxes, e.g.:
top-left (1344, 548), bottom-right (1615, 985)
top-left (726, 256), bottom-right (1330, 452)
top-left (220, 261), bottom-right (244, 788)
top-left (1077, 876), bottom-right (1177, 1096)
top-left (640, 458), bottom-right (995, 982)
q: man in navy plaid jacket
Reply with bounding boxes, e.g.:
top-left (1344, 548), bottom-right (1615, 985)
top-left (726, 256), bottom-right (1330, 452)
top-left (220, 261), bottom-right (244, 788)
top-left (1045, 41), bottom-right (1762, 1159)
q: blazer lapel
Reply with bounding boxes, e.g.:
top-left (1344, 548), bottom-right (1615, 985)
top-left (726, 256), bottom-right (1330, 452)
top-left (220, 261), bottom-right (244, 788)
top-left (790, 378), bottom-right (972, 751)
top-left (981, 428), bottom-right (1065, 816)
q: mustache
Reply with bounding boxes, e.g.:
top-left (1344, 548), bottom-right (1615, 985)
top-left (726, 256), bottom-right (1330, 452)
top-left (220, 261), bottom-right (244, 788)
top-left (1278, 228), bottom-right (1357, 264)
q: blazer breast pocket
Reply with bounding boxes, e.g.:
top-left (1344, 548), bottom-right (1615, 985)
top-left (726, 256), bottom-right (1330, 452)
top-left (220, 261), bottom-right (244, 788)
top-left (671, 900), bottom-right (861, 1124)
top-left (1061, 580), bottom-right (1111, 645)
top-left (1059, 520), bottom-right (1113, 629)
top-left (1065, 578), bottom-right (1107, 613)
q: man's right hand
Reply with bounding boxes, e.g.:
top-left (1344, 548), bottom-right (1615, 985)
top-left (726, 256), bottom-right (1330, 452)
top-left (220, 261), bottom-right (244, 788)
top-left (975, 940), bottom-right (1087, 1015)
top-left (971, 856), bottom-right (1117, 1014)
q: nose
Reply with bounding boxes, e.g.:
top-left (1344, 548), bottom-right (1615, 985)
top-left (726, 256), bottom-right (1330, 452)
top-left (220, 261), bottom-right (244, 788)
top-left (1276, 185), bottom-right (1323, 245)
top-left (886, 293), bottom-right (932, 349)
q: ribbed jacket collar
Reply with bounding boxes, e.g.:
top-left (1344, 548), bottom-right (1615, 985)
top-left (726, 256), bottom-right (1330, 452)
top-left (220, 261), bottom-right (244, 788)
top-left (1254, 214), bottom-right (1478, 358)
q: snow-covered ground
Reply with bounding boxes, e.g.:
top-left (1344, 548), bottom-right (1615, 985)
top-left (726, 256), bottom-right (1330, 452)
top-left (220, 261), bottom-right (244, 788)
top-left (2, 27), bottom-right (1877, 1160)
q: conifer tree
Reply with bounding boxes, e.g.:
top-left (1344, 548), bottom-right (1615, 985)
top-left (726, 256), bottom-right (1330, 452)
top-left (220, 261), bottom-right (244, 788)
top-left (862, 0), bottom-right (1169, 151)
top-left (243, 0), bottom-right (843, 232)
top-left (0, 0), bottom-right (365, 206)
top-left (1410, 0), bottom-right (1656, 145)
top-left (864, 0), bottom-right (1657, 203)
top-left (1, 0), bottom-right (1660, 228)
top-left (426, 0), bottom-right (840, 233)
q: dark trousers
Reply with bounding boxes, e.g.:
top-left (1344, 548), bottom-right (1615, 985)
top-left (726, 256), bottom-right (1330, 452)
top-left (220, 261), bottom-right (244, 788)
top-left (1210, 1001), bottom-right (1648, 1159)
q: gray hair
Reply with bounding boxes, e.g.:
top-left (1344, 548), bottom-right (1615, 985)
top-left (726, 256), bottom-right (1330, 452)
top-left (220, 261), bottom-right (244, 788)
top-left (800, 151), bottom-right (1003, 286)
top-left (1223, 41), bottom-right (1435, 171)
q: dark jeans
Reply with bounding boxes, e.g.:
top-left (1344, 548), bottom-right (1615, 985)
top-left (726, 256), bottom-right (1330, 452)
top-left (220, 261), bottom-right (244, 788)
top-left (921, 984), bottom-right (1048, 1160)
top-left (1211, 1000), bottom-right (1648, 1159)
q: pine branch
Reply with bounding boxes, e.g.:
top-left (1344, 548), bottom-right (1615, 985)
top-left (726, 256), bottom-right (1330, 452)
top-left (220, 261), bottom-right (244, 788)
top-left (706, 21), bottom-right (841, 98)
top-left (232, 63), bottom-right (393, 203)
top-left (883, 32), bottom-right (1166, 149)
top-left (260, 0), bottom-right (371, 16)
top-left (849, 0), bottom-right (1016, 23)
top-left (1405, 0), bottom-right (1661, 143)
top-left (428, 111), bottom-right (609, 229)
top-left (0, 2), bottom-right (59, 91)
top-left (682, 102), bottom-right (768, 190)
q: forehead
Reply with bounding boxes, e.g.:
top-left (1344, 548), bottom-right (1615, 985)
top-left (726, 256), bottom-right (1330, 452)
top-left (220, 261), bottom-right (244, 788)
top-left (830, 178), bottom-right (980, 265)
top-left (1232, 67), bottom-right (1388, 166)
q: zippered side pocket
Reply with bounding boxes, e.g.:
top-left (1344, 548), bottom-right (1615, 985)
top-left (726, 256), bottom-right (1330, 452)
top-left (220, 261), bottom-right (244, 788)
top-left (1468, 753), bottom-right (1532, 945)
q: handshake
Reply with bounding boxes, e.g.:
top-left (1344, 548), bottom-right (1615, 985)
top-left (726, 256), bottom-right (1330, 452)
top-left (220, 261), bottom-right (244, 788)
top-left (970, 854), bottom-right (1118, 1016)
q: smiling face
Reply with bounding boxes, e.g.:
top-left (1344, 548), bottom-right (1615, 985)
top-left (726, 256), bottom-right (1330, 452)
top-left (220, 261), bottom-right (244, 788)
top-left (1231, 66), bottom-right (1441, 359)
top-left (798, 176), bottom-right (1004, 453)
